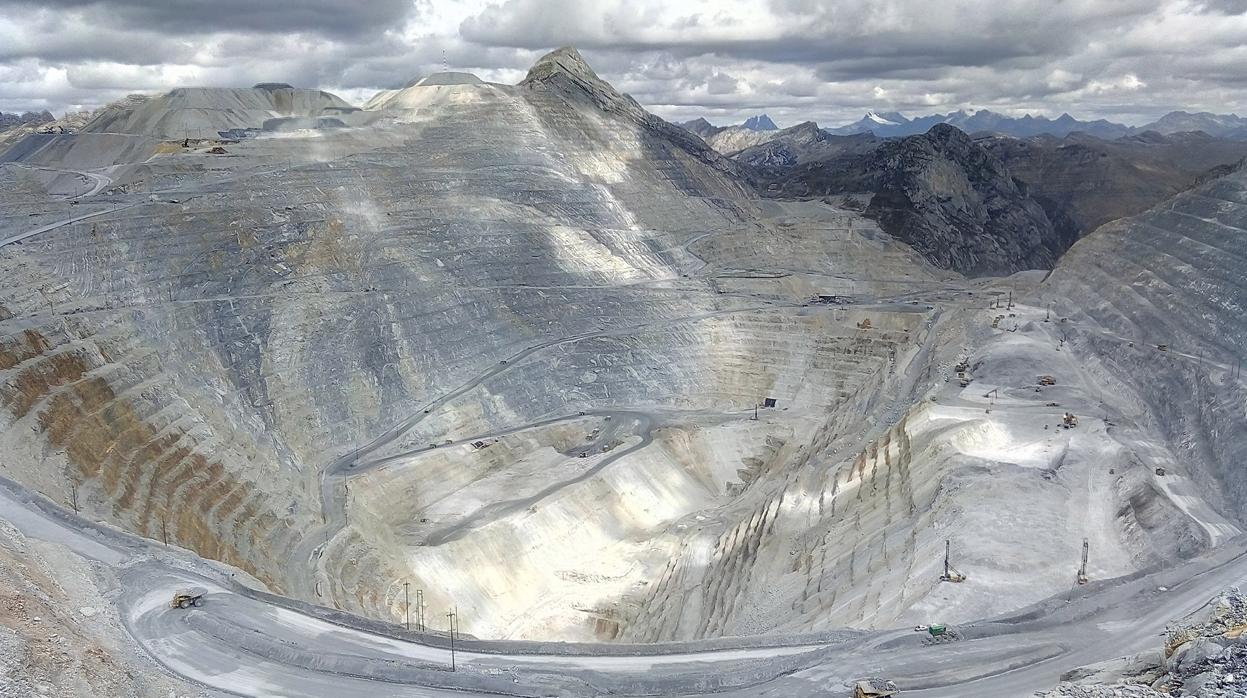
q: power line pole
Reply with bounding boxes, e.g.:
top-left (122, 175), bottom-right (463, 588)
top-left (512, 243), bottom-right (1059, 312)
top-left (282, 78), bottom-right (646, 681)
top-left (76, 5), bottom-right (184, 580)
top-left (403, 582), bottom-right (410, 631)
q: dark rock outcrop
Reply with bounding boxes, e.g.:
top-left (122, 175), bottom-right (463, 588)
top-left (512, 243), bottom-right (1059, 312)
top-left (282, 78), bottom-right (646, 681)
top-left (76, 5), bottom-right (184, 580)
top-left (728, 122), bottom-right (1247, 276)
top-left (742, 123), bottom-right (1065, 275)
top-left (981, 131), bottom-right (1247, 249)
top-left (861, 124), bottom-right (1066, 275)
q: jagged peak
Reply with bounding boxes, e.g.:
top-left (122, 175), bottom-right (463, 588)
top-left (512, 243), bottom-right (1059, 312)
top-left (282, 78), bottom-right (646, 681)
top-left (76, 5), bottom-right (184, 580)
top-left (523, 46), bottom-right (601, 84)
top-left (742, 114), bottom-right (778, 131)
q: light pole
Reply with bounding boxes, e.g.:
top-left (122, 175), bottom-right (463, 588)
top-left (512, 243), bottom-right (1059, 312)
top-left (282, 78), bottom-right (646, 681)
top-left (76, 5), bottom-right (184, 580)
top-left (446, 609), bottom-right (457, 671)
top-left (403, 582), bottom-right (410, 631)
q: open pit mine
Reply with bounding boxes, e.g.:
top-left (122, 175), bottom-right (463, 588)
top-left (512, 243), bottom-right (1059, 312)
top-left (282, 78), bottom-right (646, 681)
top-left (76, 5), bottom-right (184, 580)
top-left (2, 47), bottom-right (1247, 698)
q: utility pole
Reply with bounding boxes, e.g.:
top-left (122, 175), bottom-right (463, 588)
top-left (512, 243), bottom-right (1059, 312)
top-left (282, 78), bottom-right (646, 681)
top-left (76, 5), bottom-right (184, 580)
top-left (753, 401), bottom-right (758, 420)
top-left (404, 582), bottom-right (410, 631)
top-left (68, 480), bottom-right (79, 514)
top-left (446, 609), bottom-right (457, 671)
top-left (161, 515), bottom-right (168, 546)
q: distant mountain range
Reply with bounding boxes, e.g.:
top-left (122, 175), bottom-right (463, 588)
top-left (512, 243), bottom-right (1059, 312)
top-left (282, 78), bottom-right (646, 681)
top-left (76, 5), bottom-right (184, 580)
top-left (827, 109), bottom-right (1247, 140)
top-left (1141, 111), bottom-right (1247, 139)
top-left (677, 113), bottom-right (778, 138)
top-left (0, 110), bottom-right (53, 132)
top-left (824, 109), bottom-right (1134, 139)
top-left (679, 109), bottom-right (1247, 142)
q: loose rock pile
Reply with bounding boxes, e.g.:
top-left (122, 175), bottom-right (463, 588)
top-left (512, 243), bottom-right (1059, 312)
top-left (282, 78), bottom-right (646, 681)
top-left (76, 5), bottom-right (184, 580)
top-left (1041, 588), bottom-right (1247, 697)
top-left (1041, 685), bottom-right (1166, 697)
top-left (1157, 587), bottom-right (1247, 696)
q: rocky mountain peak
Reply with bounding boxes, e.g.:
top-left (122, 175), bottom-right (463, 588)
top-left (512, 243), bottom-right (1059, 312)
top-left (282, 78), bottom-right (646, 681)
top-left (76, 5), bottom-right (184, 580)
top-left (924, 121), bottom-right (975, 147)
top-left (523, 46), bottom-right (601, 85)
top-left (742, 114), bottom-right (778, 130)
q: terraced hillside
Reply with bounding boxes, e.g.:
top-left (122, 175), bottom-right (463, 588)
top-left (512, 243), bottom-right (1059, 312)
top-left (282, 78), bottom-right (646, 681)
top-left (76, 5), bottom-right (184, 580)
top-left (1050, 163), bottom-right (1247, 532)
top-left (0, 48), bottom-right (1234, 649)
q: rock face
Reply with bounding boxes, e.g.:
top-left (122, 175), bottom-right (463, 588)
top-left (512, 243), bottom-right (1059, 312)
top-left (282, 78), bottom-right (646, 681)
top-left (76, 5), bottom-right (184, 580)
top-left (748, 123), bottom-right (1065, 275)
top-left (865, 124), bottom-right (1065, 275)
top-left (730, 125), bottom-right (1247, 276)
top-left (982, 131), bottom-right (1247, 246)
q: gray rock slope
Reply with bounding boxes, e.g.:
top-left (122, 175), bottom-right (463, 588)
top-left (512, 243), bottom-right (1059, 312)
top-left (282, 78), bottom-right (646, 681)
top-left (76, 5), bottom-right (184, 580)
top-left (80, 86), bottom-right (351, 139)
top-left (1049, 161), bottom-right (1247, 523)
top-left (0, 46), bottom-right (774, 638)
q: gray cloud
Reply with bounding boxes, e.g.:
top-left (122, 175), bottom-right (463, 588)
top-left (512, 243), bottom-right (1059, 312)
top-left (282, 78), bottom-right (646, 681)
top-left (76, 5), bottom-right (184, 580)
top-left (0, 0), bottom-right (416, 37)
top-left (0, 0), bottom-right (1244, 130)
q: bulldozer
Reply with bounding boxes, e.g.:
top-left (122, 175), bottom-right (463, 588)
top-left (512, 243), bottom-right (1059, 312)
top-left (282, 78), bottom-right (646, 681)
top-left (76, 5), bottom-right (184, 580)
top-left (171, 589), bottom-right (206, 609)
top-left (1062, 412), bottom-right (1079, 429)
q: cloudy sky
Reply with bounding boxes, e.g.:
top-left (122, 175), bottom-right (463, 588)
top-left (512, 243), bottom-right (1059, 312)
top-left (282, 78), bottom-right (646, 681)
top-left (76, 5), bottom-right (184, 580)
top-left (1, 0), bottom-right (1245, 127)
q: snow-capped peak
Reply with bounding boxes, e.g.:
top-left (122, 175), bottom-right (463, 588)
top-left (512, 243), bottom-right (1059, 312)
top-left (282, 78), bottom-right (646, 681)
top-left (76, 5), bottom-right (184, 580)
top-left (865, 111), bottom-right (900, 126)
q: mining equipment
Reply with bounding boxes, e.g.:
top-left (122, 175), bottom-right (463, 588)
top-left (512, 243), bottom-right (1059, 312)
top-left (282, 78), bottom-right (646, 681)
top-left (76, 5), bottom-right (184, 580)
top-left (854, 679), bottom-right (899, 697)
top-left (171, 589), bottom-right (206, 609)
top-left (940, 539), bottom-right (967, 583)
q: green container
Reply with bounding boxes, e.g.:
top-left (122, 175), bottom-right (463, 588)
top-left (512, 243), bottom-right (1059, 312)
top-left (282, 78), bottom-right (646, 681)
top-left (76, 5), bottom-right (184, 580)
top-left (928, 624), bottom-right (947, 636)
